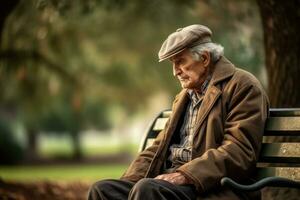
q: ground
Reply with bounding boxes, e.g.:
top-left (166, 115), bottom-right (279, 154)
top-left (1, 179), bottom-right (300, 200)
top-left (0, 179), bottom-right (90, 200)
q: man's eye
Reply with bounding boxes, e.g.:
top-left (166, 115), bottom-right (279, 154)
top-left (176, 59), bottom-right (183, 65)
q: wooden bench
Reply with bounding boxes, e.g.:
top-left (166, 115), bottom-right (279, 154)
top-left (139, 108), bottom-right (300, 191)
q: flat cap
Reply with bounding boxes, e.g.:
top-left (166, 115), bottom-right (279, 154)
top-left (158, 24), bottom-right (212, 62)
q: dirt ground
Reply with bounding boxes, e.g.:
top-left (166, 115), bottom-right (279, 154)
top-left (0, 179), bottom-right (91, 200)
top-left (1, 179), bottom-right (299, 200)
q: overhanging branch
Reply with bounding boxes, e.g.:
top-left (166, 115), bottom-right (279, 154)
top-left (0, 49), bottom-right (80, 87)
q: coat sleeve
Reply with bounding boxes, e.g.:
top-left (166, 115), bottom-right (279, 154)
top-left (176, 83), bottom-right (269, 193)
top-left (120, 123), bottom-right (167, 182)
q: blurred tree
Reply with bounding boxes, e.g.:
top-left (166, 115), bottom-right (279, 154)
top-left (1, 0), bottom-right (264, 111)
top-left (0, 0), bottom-right (265, 162)
top-left (39, 90), bottom-right (111, 159)
top-left (0, 1), bottom-right (20, 47)
top-left (0, 0), bottom-right (81, 160)
top-left (257, 0), bottom-right (300, 107)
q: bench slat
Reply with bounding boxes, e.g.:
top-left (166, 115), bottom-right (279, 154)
top-left (152, 118), bottom-right (168, 131)
top-left (152, 117), bottom-right (300, 135)
top-left (256, 167), bottom-right (300, 181)
top-left (263, 136), bottom-right (300, 143)
top-left (259, 146), bottom-right (300, 164)
top-left (260, 143), bottom-right (300, 158)
top-left (265, 117), bottom-right (300, 132)
top-left (162, 111), bottom-right (172, 118)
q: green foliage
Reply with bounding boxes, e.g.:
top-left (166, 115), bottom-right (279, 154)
top-left (82, 100), bottom-right (111, 130)
top-left (39, 97), bottom-right (111, 132)
top-left (0, 118), bottom-right (24, 164)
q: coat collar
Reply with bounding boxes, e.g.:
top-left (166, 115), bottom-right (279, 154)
top-left (210, 56), bottom-right (235, 85)
top-left (194, 56), bottom-right (235, 135)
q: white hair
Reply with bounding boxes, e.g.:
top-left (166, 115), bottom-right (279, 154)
top-left (189, 42), bottom-right (224, 63)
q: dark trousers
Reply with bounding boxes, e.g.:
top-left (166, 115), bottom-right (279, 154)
top-left (88, 178), bottom-right (197, 200)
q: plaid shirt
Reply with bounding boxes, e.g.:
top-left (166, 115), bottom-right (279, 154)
top-left (168, 76), bottom-right (211, 169)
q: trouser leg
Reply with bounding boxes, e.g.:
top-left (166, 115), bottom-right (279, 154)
top-left (129, 178), bottom-right (197, 200)
top-left (88, 179), bottom-right (135, 200)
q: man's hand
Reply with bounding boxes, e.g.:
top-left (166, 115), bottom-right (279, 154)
top-left (154, 172), bottom-right (193, 185)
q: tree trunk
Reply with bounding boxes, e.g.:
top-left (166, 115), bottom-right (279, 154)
top-left (256, 0), bottom-right (300, 107)
top-left (256, 2), bottom-right (300, 199)
top-left (71, 91), bottom-right (83, 160)
top-left (71, 130), bottom-right (82, 160)
top-left (26, 127), bottom-right (38, 161)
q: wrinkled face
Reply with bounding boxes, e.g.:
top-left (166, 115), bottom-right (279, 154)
top-left (170, 49), bottom-right (209, 91)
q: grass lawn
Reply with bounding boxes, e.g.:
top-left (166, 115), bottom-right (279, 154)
top-left (0, 164), bottom-right (128, 182)
top-left (38, 133), bottom-right (139, 158)
top-left (0, 135), bottom-right (137, 182)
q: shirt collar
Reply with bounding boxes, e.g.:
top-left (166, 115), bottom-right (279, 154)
top-left (187, 75), bottom-right (211, 104)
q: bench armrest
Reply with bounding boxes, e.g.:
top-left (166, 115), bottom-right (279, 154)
top-left (220, 177), bottom-right (300, 191)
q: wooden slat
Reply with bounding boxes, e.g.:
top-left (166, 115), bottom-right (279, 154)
top-left (160, 108), bottom-right (300, 118)
top-left (162, 110), bottom-right (172, 118)
top-left (265, 117), bottom-right (300, 132)
top-left (260, 143), bottom-right (300, 158)
top-left (263, 136), bottom-right (300, 143)
top-left (256, 167), bottom-right (300, 181)
top-left (259, 143), bottom-right (300, 165)
top-left (152, 118), bottom-right (168, 131)
top-left (257, 163), bottom-right (300, 168)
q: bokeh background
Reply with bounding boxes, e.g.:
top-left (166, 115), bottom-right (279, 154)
top-left (0, 0), bottom-right (299, 199)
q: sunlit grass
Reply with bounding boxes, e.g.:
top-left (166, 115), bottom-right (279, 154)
top-left (38, 143), bottom-right (139, 158)
top-left (0, 134), bottom-right (138, 182)
top-left (0, 164), bottom-right (128, 181)
top-left (81, 143), bottom-right (139, 156)
top-left (38, 133), bottom-right (140, 158)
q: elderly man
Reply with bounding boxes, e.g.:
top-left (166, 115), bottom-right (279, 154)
top-left (88, 24), bottom-right (269, 200)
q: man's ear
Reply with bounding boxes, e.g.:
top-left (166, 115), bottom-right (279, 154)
top-left (201, 51), bottom-right (210, 68)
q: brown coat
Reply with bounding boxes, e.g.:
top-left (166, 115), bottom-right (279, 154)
top-left (121, 57), bottom-right (269, 199)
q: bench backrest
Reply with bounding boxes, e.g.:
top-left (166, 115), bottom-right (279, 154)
top-left (139, 108), bottom-right (300, 182)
